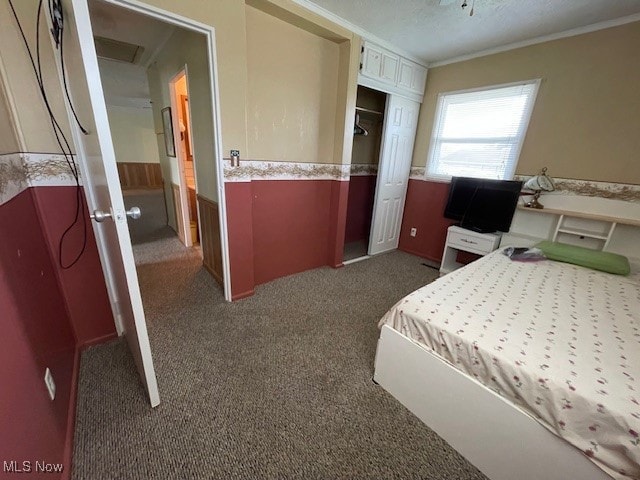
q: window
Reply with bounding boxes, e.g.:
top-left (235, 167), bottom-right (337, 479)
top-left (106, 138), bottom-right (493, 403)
top-left (425, 80), bottom-right (540, 181)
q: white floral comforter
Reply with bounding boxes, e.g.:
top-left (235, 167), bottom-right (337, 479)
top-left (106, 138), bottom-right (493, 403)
top-left (379, 250), bottom-right (640, 479)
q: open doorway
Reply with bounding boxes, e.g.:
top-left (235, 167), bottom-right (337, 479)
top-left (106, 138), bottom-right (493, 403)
top-left (89, 0), bottom-right (224, 286)
top-left (343, 86), bottom-right (386, 263)
top-left (170, 70), bottom-right (199, 247)
top-left (343, 86), bottom-right (420, 264)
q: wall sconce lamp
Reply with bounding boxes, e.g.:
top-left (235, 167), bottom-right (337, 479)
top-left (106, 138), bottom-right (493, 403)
top-left (523, 167), bottom-right (555, 209)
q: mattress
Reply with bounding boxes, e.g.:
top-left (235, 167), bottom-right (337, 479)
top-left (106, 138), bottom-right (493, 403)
top-left (379, 250), bottom-right (640, 480)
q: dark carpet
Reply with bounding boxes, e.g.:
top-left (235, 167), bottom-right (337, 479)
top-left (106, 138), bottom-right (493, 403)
top-left (343, 239), bottom-right (369, 262)
top-left (72, 217), bottom-right (487, 478)
top-left (123, 188), bottom-right (170, 246)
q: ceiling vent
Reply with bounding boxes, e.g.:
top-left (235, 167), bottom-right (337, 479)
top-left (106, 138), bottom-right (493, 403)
top-left (94, 36), bottom-right (144, 64)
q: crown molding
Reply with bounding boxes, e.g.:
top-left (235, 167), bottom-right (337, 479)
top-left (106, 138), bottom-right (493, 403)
top-left (289, 0), bottom-right (429, 67)
top-left (430, 13), bottom-right (640, 67)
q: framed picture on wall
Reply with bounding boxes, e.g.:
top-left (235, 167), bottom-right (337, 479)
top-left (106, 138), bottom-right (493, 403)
top-left (161, 106), bottom-right (176, 157)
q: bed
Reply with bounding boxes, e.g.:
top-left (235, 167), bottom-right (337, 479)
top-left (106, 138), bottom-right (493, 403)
top-left (374, 249), bottom-right (640, 480)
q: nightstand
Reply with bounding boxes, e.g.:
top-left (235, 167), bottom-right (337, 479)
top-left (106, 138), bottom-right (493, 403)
top-left (440, 225), bottom-right (502, 275)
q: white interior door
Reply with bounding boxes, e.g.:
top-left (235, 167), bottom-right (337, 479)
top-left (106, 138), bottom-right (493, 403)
top-left (51, 0), bottom-right (159, 406)
top-left (369, 95), bottom-right (420, 255)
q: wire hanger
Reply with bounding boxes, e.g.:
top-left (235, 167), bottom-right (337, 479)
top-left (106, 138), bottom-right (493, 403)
top-left (354, 113), bottom-right (368, 136)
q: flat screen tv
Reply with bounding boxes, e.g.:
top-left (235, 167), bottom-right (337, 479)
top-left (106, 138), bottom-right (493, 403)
top-left (444, 177), bottom-right (523, 233)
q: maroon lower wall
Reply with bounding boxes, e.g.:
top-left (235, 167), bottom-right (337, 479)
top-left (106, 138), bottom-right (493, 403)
top-left (224, 178), bottom-right (348, 300)
top-left (225, 177), bottom-right (459, 299)
top-left (225, 182), bottom-right (256, 300)
top-left (344, 175), bottom-right (376, 244)
top-left (398, 179), bottom-right (455, 263)
top-left (32, 187), bottom-right (115, 347)
top-left (0, 189), bottom-right (77, 479)
top-left (0, 186), bottom-right (116, 479)
top-left (252, 180), bottom-right (334, 286)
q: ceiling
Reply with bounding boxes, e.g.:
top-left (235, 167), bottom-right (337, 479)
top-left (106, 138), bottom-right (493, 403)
top-left (89, 0), bottom-right (174, 67)
top-left (89, 0), bottom-right (175, 106)
top-left (304, 0), bottom-right (640, 63)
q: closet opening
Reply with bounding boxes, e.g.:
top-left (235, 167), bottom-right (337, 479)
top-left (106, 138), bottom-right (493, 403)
top-left (343, 86), bottom-right (386, 264)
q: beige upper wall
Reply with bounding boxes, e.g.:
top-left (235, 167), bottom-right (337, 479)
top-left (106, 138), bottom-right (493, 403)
top-left (106, 105), bottom-right (158, 164)
top-left (147, 27), bottom-right (217, 233)
top-left (413, 21), bottom-right (640, 185)
top-left (245, 5), bottom-right (339, 163)
top-left (0, 1), bottom-right (73, 153)
top-left (141, 0), bottom-right (249, 156)
top-left (0, 78), bottom-right (19, 154)
top-left (0, 0), bottom-right (247, 156)
top-left (0, 0), bottom-right (356, 170)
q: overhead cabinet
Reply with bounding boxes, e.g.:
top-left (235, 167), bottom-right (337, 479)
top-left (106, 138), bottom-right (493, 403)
top-left (398, 59), bottom-right (428, 95)
top-left (359, 41), bottom-right (428, 100)
top-left (361, 43), bottom-right (400, 86)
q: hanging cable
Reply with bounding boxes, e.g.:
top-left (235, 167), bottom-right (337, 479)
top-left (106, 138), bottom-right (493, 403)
top-left (8, 0), bottom-right (87, 269)
top-left (51, 0), bottom-right (89, 135)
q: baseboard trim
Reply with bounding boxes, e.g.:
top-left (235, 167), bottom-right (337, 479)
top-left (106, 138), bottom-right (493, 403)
top-left (80, 331), bottom-right (119, 350)
top-left (203, 262), bottom-right (224, 286)
top-left (232, 289), bottom-right (255, 301)
top-left (61, 347), bottom-right (81, 480)
top-left (398, 247), bottom-right (442, 266)
top-left (62, 331), bottom-right (119, 478)
top-left (343, 255), bottom-right (371, 265)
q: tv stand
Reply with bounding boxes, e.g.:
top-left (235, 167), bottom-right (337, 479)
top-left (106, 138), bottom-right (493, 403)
top-left (440, 225), bottom-right (502, 275)
top-left (456, 224), bottom-right (497, 234)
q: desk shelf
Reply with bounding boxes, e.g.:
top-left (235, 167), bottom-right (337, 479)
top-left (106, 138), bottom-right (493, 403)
top-left (505, 203), bottom-right (640, 258)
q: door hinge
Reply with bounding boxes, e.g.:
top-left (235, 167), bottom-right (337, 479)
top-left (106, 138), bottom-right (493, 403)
top-left (359, 63), bottom-right (363, 70)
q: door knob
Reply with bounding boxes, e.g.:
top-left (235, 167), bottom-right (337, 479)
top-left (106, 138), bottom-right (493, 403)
top-left (90, 209), bottom-right (111, 222)
top-left (126, 207), bottom-right (141, 220)
top-left (91, 207), bottom-right (142, 223)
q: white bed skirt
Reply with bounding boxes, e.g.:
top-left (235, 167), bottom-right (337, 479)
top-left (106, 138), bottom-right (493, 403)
top-left (373, 324), bottom-right (612, 480)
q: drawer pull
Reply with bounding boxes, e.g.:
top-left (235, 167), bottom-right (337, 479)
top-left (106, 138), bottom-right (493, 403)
top-left (460, 239), bottom-right (477, 245)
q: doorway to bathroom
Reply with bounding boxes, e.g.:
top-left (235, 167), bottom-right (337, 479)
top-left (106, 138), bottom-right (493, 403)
top-left (169, 69), bottom-right (200, 249)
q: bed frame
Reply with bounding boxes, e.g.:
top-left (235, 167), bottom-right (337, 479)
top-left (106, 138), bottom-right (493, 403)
top-left (373, 324), bottom-right (612, 480)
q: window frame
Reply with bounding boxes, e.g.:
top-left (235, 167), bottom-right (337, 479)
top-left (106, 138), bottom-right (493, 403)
top-left (424, 79), bottom-right (541, 183)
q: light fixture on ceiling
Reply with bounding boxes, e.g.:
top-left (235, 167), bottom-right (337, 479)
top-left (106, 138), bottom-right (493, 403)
top-left (461, 0), bottom-right (475, 16)
top-left (439, 0), bottom-right (476, 17)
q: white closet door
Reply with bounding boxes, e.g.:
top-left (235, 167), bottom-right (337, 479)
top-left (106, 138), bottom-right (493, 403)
top-left (369, 95), bottom-right (420, 255)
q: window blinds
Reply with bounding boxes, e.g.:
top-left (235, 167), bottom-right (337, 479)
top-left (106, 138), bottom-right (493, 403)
top-left (426, 81), bottom-right (539, 181)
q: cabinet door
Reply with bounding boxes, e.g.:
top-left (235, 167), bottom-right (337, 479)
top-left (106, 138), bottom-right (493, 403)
top-left (361, 42), bottom-right (400, 86)
top-left (380, 50), bottom-right (399, 85)
top-left (397, 59), bottom-right (414, 90)
top-left (399, 59), bottom-right (428, 94)
top-left (361, 43), bottom-right (384, 79)
top-left (411, 64), bottom-right (428, 94)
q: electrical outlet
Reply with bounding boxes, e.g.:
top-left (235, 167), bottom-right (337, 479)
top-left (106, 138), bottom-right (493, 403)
top-left (410, 227), bottom-right (417, 237)
top-left (44, 368), bottom-right (56, 401)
